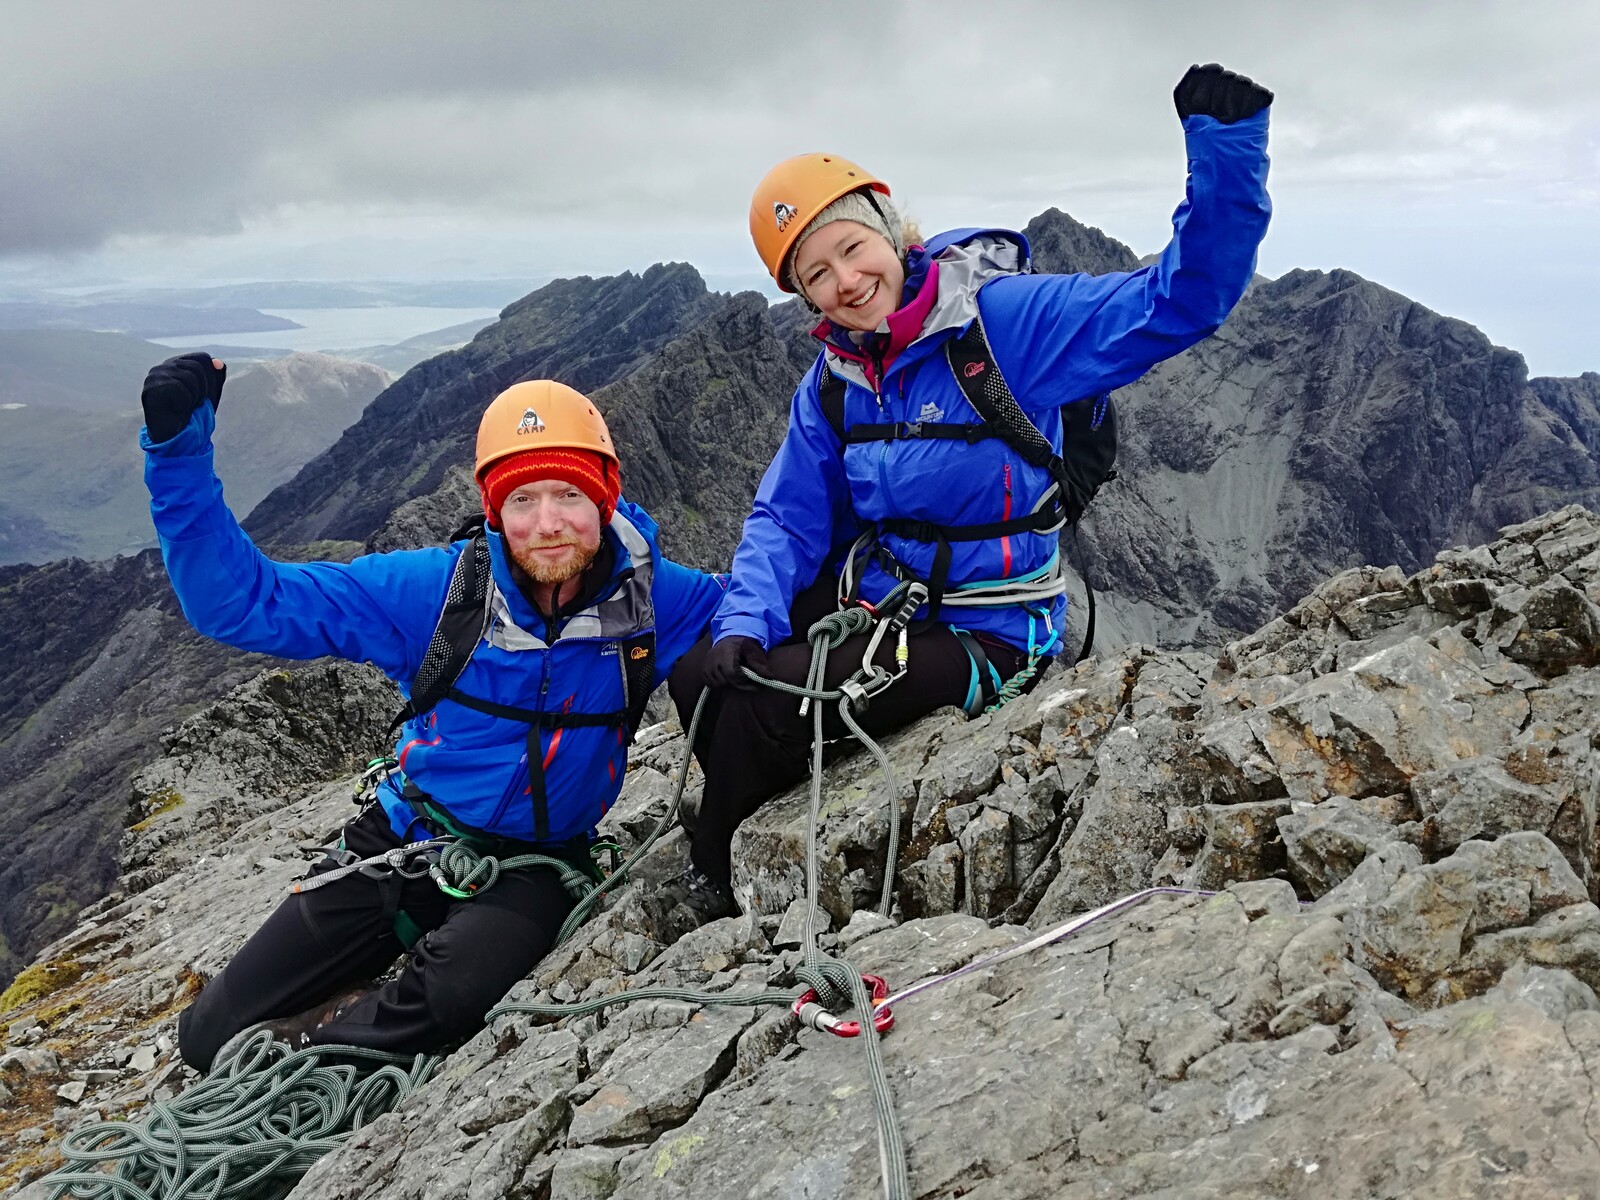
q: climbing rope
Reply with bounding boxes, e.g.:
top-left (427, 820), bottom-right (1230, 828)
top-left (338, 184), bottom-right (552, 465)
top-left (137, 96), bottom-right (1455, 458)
top-left (38, 1031), bottom-right (437, 1200)
top-left (43, 591), bottom-right (920, 1199)
top-left (492, 597), bottom-right (918, 1199)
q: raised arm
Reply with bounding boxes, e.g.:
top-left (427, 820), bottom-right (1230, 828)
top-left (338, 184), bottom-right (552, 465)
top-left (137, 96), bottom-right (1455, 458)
top-left (985, 63), bottom-right (1274, 409)
top-left (141, 354), bottom-right (435, 677)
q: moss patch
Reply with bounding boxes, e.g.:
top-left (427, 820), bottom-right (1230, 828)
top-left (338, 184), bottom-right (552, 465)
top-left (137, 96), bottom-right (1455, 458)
top-left (0, 957), bottom-right (87, 1015)
top-left (130, 786), bottom-right (184, 831)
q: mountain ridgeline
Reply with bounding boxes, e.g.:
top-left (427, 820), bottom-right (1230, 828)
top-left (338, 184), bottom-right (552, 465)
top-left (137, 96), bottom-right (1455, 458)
top-left (0, 210), bottom-right (1598, 993)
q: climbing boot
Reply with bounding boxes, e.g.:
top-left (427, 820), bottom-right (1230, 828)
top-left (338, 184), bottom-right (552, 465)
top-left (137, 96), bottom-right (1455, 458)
top-left (646, 866), bottom-right (736, 941)
top-left (213, 981), bottom-right (378, 1067)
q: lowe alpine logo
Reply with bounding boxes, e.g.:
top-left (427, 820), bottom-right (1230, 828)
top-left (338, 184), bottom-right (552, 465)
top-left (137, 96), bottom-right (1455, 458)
top-left (515, 408), bottom-right (545, 435)
top-left (773, 201), bottom-right (799, 231)
top-left (962, 361), bottom-right (988, 379)
top-left (629, 645), bottom-right (651, 661)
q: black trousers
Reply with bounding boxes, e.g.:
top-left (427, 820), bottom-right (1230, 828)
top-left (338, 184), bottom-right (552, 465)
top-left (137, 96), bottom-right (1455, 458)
top-left (177, 803), bottom-right (582, 1072)
top-left (668, 577), bottom-right (1027, 884)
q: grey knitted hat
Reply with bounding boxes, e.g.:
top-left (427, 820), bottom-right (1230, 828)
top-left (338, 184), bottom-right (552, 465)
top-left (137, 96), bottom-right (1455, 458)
top-left (786, 190), bottom-right (905, 298)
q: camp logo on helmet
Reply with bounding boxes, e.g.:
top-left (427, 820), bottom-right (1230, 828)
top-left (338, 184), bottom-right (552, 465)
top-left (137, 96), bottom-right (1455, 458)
top-left (773, 201), bottom-right (799, 231)
top-left (515, 408), bottom-right (546, 435)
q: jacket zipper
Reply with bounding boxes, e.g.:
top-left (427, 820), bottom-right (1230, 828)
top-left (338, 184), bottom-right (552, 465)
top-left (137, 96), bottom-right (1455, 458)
top-left (1000, 463), bottom-right (1014, 578)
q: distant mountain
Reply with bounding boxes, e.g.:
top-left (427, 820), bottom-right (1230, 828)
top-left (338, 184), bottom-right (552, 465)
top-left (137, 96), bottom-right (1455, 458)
top-left (0, 352), bottom-right (390, 566)
top-left (245, 262), bottom-right (728, 547)
top-left (0, 301), bottom-right (301, 338)
top-left (0, 329), bottom-right (175, 412)
top-left (70, 279), bottom-right (547, 310)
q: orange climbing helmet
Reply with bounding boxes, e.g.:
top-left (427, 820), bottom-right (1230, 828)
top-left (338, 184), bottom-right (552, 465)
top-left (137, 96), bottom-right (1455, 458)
top-left (474, 380), bottom-right (618, 482)
top-left (749, 153), bottom-right (891, 292)
top-left (475, 381), bottom-right (621, 526)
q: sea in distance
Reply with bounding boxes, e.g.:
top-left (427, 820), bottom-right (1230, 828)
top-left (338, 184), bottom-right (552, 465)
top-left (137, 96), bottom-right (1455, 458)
top-left (150, 306), bottom-right (503, 353)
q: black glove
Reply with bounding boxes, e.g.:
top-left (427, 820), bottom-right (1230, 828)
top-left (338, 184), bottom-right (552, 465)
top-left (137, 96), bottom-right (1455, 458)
top-left (141, 352), bottom-right (226, 443)
top-left (704, 636), bottom-right (769, 691)
top-left (1173, 63), bottom-right (1273, 125)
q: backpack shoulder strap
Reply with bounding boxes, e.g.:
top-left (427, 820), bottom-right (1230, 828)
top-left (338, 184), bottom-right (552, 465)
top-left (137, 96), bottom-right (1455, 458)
top-left (390, 532), bottom-right (493, 732)
top-left (818, 359), bottom-right (847, 442)
top-left (944, 317), bottom-right (1065, 482)
top-left (618, 631), bottom-right (657, 740)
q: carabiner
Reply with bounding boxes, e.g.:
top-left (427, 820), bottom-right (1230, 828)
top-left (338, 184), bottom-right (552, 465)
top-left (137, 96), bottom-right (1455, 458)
top-left (792, 974), bottom-right (895, 1038)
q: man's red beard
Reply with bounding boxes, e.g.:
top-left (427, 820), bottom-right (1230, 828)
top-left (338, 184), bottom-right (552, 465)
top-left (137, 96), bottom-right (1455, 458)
top-left (509, 534), bottom-right (601, 585)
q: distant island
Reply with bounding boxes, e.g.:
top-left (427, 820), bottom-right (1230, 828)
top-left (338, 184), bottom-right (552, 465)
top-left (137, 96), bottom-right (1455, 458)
top-left (0, 301), bottom-right (304, 338)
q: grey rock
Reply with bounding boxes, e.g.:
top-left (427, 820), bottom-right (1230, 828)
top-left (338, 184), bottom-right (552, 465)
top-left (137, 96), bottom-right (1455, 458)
top-left (56, 1079), bottom-right (88, 1104)
top-left (773, 899), bottom-right (830, 951)
top-left (549, 1145), bottom-right (626, 1200)
top-left (1488, 963), bottom-right (1600, 1020)
top-left (568, 1006), bottom-right (757, 1146)
top-left (959, 806), bottom-right (1013, 916)
top-left (1412, 757), bottom-right (1564, 853)
top-left (1224, 877), bottom-right (1301, 919)
top-left (1346, 857), bottom-right (1478, 1001)
top-left (1183, 799), bottom-right (1294, 889)
top-left (1032, 717), bottom-right (1186, 921)
top-left (2, 1045), bottom-right (61, 1074)
top-left (1489, 576), bottom-right (1600, 676)
top-left (1279, 797), bottom-right (1405, 897)
top-left (129, 1045), bottom-right (158, 1073)
top-left (733, 1007), bottom-right (798, 1082)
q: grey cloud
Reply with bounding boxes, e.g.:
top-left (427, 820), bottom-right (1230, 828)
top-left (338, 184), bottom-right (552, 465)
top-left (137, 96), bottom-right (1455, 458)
top-left (1, 0), bottom-right (1596, 256)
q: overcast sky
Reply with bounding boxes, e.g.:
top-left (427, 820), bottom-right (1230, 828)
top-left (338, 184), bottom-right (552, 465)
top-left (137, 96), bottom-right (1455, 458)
top-left (2, 0), bottom-right (1595, 374)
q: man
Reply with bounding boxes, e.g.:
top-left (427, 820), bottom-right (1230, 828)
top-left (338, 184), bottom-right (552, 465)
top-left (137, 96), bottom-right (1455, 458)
top-left (139, 353), bottom-right (725, 1070)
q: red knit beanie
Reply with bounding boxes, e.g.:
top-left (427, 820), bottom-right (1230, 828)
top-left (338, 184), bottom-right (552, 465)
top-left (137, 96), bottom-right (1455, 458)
top-left (480, 448), bottom-right (621, 527)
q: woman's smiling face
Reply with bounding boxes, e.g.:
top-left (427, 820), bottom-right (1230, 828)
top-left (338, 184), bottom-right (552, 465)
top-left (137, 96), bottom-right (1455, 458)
top-left (793, 220), bottom-right (905, 332)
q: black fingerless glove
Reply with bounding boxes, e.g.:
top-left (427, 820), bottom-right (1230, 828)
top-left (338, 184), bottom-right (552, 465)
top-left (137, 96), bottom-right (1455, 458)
top-left (1174, 63), bottom-right (1273, 125)
top-left (141, 352), bottom-right (226, 444)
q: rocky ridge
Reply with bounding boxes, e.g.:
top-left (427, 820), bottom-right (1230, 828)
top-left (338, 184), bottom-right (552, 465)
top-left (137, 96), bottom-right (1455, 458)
top-left (3, 504), bottom-right (1599, 1197)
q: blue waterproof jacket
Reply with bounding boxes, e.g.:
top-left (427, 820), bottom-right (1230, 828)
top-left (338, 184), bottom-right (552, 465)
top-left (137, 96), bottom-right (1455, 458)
top-left (714, 110), bottom-right (1272, 656)
top-left (143, 403), bottom-right (725, 845)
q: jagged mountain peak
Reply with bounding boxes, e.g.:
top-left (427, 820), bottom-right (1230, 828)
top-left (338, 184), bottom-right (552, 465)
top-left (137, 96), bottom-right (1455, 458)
top-left (1024, 206), bottom-right (1142, 275)
top-left (244, 264), bottom-right (728, 547)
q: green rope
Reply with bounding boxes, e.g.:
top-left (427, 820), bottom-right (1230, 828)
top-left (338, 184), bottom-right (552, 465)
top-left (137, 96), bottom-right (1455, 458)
top-left (44, 608), bottom-right (913, 1200)
top-left (494, 604), bottom-right (912, 1197)
top-left (39, 1031), bottom-right (438, 1200)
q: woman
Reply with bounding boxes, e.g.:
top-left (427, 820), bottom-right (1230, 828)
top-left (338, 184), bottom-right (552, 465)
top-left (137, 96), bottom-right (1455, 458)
top-left (659, 63), bottom-right (1273, 928)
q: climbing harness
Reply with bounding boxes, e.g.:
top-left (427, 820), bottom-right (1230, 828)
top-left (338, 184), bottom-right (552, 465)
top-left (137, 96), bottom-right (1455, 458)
top-left (819, 312), bottom-right (1115, 661)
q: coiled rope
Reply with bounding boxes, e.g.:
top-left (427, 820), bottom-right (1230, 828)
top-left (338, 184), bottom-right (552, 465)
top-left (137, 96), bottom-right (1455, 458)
top-left (41, 604), bottom-right (917, 1199)
top-left (38, 1032), bottom-right (436, 1200)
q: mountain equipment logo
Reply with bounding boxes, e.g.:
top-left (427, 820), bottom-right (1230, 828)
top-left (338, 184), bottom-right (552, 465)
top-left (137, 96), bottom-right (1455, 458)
top-left (773, 201), bottom-right (799, 232)
top-left (918, 402), bottom-right (945, 423)
top-left (516, 408), bottom-right (545, 435)
top-left (963, 361), bottom-right (987, 379)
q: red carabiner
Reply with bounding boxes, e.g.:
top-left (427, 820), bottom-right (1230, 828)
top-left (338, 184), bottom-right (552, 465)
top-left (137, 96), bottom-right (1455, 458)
top-left (792, 973), bottom-right (895, 1038)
